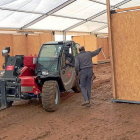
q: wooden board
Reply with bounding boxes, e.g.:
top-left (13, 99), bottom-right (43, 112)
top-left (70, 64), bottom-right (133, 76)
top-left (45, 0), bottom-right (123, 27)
top-left (97, 37), bottom-right (109, 61)
top-left (40, 32), bottom-right (54, 45)
top-left (72, 35), bottom-right (98, 63)
top-left (84, 35), bottom-right (98, 63)
top-left (72, 36), bottom-right (85, 46)
top-left (13, 35), bottom-right (28, 56)
top-left (115, 6), bottom-right (140, 13)
top-left (27, 33), bottom-right (54, 56)
top-left (111, 10), bottom-right (140, 101)
top-left (27, 35), bottom-right (41, 56)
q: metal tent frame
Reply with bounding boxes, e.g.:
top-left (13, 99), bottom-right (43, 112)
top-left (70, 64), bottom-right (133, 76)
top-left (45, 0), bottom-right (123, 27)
top-left (0, 0), bottom-right (138, 37)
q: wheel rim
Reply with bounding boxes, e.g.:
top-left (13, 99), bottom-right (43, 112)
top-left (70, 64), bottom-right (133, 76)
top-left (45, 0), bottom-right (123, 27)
top-left (55, 86), bottom-right (59, 105)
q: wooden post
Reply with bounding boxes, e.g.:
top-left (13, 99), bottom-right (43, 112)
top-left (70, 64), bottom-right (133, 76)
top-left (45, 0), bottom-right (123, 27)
top-left (106, 0), bottom-right (116, 99)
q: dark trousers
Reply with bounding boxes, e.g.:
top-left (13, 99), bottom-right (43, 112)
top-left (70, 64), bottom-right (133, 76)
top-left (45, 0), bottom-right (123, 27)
top-left (80, 68), bottom-right (93, 101)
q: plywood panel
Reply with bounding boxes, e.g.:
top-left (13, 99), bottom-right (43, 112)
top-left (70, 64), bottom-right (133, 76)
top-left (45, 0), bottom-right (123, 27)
top-left (111, 10), bottom-right (140, 101)
top-left (72, 35), bottom-right (98, 63)
top-left (40, 32), bottom-right (54, 45)
top-left (72, 36), bottom-right (85, 46)
top-left (84, 35), bottom-right (98, 63)
top-left (27, 35), bottom-right (41, 56)
top-left (27, 32), bottom-right (54, 56)
top-left (0, 33), bottom-right (54, 70)
top-left (13, 35), bottom-right (27, 56)
top-left (97, 38), bottom-right (109, 60)
top-left (0, 35), bottom-right (13, 70)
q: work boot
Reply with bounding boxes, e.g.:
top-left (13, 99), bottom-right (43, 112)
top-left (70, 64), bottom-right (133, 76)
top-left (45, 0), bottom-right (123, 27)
top-left (81, 100), bottom-right (89, 106)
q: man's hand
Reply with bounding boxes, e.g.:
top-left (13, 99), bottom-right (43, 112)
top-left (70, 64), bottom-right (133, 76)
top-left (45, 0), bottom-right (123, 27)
top-left (66, 60), bottom-right (69, 64)
top-left (99, 47), bottom-right (103, 50)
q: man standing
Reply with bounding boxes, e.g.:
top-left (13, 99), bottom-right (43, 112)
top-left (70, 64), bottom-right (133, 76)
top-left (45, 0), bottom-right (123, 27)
top-left (75, 46), bottom-right (102, 107)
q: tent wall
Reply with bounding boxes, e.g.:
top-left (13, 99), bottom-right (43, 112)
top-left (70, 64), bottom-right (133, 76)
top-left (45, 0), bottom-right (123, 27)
top-left (97, 37), bottom-right (109, 61)
top-left (111, 9), bottom-right (140, 101)
top-left (0, 32), bottom-right (54, 70)
top-left (27, 33), bottom-right (54, 56)
top-left (72, 35), bottom-right (98, 63)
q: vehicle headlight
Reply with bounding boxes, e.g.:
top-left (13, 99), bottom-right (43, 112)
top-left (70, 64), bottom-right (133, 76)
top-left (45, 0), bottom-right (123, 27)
top-left (42, 70), bottom-right (49, 75)
top-left (0, 70), bottom-right (5, 75)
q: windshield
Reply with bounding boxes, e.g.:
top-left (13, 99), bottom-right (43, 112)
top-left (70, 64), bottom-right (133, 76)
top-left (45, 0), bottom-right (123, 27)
top-left (37, 44), bottom-right (62, 72)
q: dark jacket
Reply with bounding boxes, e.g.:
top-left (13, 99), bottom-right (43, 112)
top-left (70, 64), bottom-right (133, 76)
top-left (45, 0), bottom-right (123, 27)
top-left (75, 48), bottom-right (101, 75)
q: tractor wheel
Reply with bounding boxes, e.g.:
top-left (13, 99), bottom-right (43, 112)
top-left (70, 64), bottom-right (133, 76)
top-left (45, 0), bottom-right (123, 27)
top-left (42, 81), bottom-right (60, 112)
top-left (72, 77), bottom-right (81, 93)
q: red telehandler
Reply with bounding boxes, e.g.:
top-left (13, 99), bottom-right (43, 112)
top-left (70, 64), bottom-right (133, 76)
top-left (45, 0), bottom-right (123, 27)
top-left (0, 41), bottom-right (81, 112)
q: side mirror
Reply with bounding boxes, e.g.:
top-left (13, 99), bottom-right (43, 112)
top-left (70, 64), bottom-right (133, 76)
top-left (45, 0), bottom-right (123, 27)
top-left (5, 47), bottom-right (10, 53)
top-left (2, 50), bottom-right (8, 57)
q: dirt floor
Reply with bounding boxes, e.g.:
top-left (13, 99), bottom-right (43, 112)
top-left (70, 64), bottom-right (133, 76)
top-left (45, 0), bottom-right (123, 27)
top-left (0, 63), bottom-right (140, 140)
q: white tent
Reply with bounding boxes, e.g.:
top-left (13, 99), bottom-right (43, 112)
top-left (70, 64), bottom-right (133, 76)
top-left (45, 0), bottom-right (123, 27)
top-left (0, 0), bottom-right (139, 35)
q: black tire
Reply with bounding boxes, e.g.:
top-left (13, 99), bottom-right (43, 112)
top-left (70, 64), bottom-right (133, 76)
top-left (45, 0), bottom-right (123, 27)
top-left (42, 81), bottom-right (60, 112)
top-left (72, 77), bottom-right (81, 93)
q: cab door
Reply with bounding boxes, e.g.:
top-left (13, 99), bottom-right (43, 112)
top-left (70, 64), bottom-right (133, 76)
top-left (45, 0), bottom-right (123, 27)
top-left (60, 44), bottom-right (76, 91)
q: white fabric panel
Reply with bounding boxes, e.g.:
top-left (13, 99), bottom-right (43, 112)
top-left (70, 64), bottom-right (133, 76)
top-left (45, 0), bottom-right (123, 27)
top-left (93, 0), bottom-right (124, 5)
top-left (1, 0), bottom-right (68, 14)
top-left (55, 35), bottom-right (73, 41)
top-left (119, 0), bottom-right (140, 8)
top-left (0, 12), bottom-right (41, 28)
top-left (54, 0), bottom-right (106, 19)
top-left (55, 35), bottom-right (63, 41)
top-left (0, 0), bottom-right (137, 33)
top-left (95, 0), bottom-right (106, 3)
top-left (0, 10), bottom-right (13, 21)
top-left (28, 16), bottom-right (82, 30)
top-left (110, 0), bottom-right (125, 6)
top-left (93, 13), bottom-right (107, 23)
top-left (1, 0), bottom-right (33, 9)
top-left (0, 0), bottom-right (16, 6)
top-left (70, 21), bottom-right (106, 32)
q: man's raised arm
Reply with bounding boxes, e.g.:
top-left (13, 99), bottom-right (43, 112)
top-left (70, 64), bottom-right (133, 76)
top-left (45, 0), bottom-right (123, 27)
top-left (91, 47), bottom-right (102, 57)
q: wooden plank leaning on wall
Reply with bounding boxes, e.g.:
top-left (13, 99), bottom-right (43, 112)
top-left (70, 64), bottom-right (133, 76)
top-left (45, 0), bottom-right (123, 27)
top-left (106, 0), bottom-right (116, 99)
top-left (114, 6), bottom-right (140, 13)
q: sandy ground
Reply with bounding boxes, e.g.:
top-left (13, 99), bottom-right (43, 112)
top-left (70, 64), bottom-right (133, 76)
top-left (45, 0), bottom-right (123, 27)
top-left (0, 63), bottom-right (140, 140)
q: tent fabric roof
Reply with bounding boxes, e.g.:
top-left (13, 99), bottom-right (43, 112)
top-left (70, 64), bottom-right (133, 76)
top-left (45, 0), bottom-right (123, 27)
top-left (0, 0), bottom-right (140, 34)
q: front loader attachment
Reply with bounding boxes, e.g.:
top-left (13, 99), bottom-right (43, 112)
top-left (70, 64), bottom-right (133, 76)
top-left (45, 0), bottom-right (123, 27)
top-left (0, 78), bottom-right (21, 109)
top-left (0, 54), bottom-right (23, 109)
top-left (0, 79), bottom-right (7, 109)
